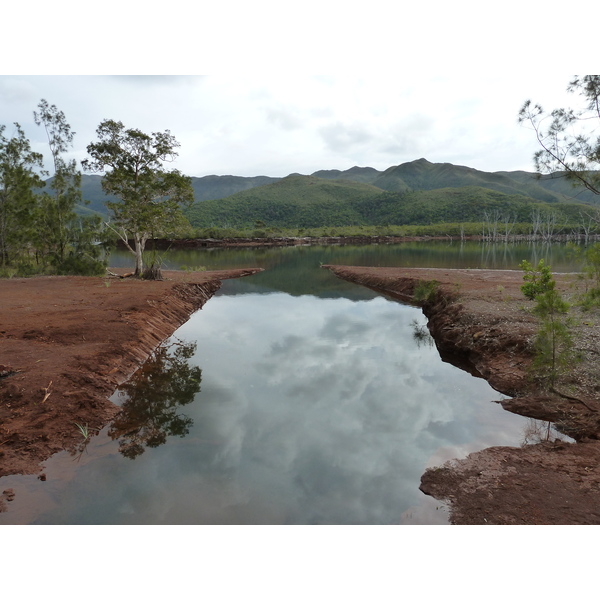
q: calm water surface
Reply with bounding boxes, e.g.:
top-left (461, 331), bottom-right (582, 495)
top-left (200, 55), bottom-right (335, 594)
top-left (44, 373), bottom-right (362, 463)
top-left (0, 242), bottom-right (575, 525)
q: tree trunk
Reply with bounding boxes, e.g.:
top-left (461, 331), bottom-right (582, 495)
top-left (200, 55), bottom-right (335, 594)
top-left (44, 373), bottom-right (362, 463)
top-left (133, 233), bottom-right (146, 277)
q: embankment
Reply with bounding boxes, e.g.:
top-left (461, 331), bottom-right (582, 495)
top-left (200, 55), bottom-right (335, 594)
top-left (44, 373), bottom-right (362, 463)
top-left (0, 268), bottom-right (261, 483)
top-left (324, 265), bottom-right (600, 524)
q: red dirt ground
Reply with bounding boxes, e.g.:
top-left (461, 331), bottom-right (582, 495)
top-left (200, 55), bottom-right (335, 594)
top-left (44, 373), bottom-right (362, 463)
top-left (325, 265), bottom-right (600, 525)
top-left (0, 267), bottom-right (261, 508)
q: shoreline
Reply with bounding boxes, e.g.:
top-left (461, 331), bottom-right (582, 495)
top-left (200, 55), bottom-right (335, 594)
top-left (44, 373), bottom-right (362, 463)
top-left (3, 260), bottom-right (600, 523)
top-left (0, 267), bottom-right (262, 490)
top-left (145, 233), bottom-right (600, 249)
top-left (324, 265), bottom-right (600, 524)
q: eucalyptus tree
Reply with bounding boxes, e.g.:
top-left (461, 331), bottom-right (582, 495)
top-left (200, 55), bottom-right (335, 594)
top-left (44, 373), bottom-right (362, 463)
top-left (32, 99), bottom-right (106, 274)
top-left (83, 120), bottom-right (194, 279)
top-left (33, 99), bottom-right (83, 266)
top-left (0, 123), bottom-right (44, 267)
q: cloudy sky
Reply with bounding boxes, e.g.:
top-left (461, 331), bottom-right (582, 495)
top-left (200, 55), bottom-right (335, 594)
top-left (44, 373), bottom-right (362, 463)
top-left (0, 73), bottom-right (581, 179)
top-left (2, 1), bottom-right (594, 183)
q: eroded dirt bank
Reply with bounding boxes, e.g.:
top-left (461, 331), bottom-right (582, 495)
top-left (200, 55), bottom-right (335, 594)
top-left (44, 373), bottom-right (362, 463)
top-left (0, 268), bottom-right (261, 490)
top-left (324, 265), bottom-right (600, 524)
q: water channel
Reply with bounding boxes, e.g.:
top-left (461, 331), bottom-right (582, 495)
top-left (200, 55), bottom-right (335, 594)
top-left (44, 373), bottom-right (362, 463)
top-left (0, 241), bottom-right (578, 524)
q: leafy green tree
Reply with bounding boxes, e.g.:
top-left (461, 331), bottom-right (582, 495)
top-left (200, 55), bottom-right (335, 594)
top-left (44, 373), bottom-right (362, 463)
top-left (518, 75), bottom-right (600, 197)
top-left (34, 99), bottom-right (105, 274)
top-left (83, 120), bottom-right (194, 279)
top-left (0, 123), bottom-right (44, 267)
top-left (34, 99), bottom-right (80, 265)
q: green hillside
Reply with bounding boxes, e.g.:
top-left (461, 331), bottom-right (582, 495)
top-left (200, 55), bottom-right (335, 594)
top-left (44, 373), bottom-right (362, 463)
top-left (69, 158), bottom-right (600, 226)
top-left (185, 173), bottom-right (591, 230)
top-left (185, 175), bottom-right (384, 228)
top-left (350, 186), bottom-right (585, 226)
top-left (311, 166), bottom-right (381, 185)
top-left (191, 174), bottom-right (280, 201)
top-left (313, 158), bottom-right (600, 203)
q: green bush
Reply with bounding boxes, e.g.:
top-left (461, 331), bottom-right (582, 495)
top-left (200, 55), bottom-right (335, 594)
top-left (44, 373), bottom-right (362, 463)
top-left (519, 259), bottom-right (554, 300)
top-left (413, 280), bottom-right (440, 304)
top-left (55, 253), bottom-right (106, 276)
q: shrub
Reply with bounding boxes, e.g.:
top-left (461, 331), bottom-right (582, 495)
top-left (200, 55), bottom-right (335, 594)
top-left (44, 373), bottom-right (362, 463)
top-left (519, 259), bottom-right (554, 300)
top-left (413, 280), bottom-right (440, 304)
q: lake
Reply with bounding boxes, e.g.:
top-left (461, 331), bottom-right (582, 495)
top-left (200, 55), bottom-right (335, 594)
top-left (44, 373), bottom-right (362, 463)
top-left (0, 241), bottom-right (576, 524)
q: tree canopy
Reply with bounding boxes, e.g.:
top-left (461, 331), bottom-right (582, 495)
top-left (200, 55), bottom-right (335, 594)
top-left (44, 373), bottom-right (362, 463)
top-left (0, 101), bottom-right (106, 276)
top-left (83, 119), bottom-right (194, 278)
top-left (0, 123), bottom-right (44, 266)
top-left (34, 99), bottom-right (105, 274)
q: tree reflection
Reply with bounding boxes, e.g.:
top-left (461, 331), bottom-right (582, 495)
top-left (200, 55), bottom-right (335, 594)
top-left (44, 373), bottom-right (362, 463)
top-left (109, 338), bottom-right (201, 459)
top-left (520, 418), bottom-right (572, 446)
top-left (410, 319), bottom-right (434, 348)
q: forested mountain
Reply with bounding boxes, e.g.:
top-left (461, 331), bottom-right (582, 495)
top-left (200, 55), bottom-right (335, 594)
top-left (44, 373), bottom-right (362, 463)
top-left (73, 158), bottom-right (599, 226)
top-left (191, 174), bottom-right (281, 201)
top-left (185, 175), bottom-right (383, 228)
top-left (312, 158), bottom-right (599, 204)
top-left (71, 173), bottom-right (282, 216)
top-left (184, 177), bottom-right (590, 230)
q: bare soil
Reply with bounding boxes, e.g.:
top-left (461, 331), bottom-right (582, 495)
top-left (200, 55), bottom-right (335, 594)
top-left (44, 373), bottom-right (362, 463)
top-left (324, 265), bottom-right (600, 524)
top-left (0, 267), bottom-right (261, 511)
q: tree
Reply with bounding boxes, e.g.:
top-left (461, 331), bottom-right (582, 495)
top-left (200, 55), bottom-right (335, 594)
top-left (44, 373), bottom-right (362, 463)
top-left (0, 123), bottom-right (44, 267)
top-left (531, 286), bottom-right (574, 389)
top-left (83, 120), bottom-right (194, 279)
top-left (34, 99), bottom-right (80, 265)
top-left (518, 75), bottom-right (600, 197)
top-left (33, 100), bottom-right (105, 275)
top-left (520, 260), bottom-right (576, 388)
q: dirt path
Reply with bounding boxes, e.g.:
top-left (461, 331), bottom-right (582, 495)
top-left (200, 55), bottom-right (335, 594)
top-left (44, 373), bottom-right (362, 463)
top-left (0, 268), bottom-right (261, 496)
top-left (324, 265), bottom-right (600, 524)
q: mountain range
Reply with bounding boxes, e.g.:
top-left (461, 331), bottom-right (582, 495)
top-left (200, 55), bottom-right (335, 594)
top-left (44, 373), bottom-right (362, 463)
top-left (66, 158), bottom-right (599, 227)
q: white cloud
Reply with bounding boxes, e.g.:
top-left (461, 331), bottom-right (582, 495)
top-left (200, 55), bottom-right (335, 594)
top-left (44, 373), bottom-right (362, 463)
top-left (0, 71), bottom-right (589, 178)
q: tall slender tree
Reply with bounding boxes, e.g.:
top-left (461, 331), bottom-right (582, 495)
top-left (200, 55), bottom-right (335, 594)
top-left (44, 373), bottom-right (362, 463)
top-left (33, 99), bottom-right (82, 266)
top-left (33, 100), bottom-right (105, 275)
top-left (0, 123), bottom-right (44, 267)
top-left (83, 119), bottom-right (194, 279)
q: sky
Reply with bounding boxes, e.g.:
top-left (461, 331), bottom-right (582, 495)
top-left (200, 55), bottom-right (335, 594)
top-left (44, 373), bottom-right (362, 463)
top-left (2, 0), bottom-right (596, 183)
top-left (0, 73), bottom-right (582, 179)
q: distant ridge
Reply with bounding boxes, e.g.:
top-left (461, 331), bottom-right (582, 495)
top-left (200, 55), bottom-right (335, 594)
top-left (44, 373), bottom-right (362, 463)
top-left (70, 158), bottom-right (600, 217)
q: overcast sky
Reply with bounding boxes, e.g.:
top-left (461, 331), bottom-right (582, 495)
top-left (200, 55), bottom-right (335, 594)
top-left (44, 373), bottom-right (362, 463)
top-left (2, 2), bottom-right (595, 183)
top-left (0, 73), bottom-right (582, 179)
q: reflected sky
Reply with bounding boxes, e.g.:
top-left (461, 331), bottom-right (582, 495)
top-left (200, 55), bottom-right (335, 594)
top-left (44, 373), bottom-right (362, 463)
top-left (0, 275), bottom-right (533, 525)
